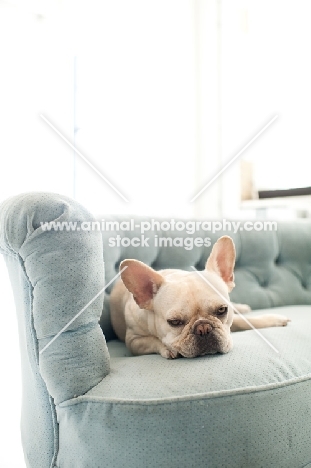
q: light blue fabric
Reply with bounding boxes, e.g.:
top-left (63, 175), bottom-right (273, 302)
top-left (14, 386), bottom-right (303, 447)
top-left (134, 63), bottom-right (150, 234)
top-left (0, 193), bottom-right (109, 467)
top-left (55, 306), bottom-right (311, 467)
top-left (1, 192), bottom-right (311, 467)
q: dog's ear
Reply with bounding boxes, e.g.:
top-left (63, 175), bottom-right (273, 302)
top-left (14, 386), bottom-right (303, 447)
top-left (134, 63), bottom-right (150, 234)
top-left (119, 259), bottom-right (164, 310)
top-left (205, 236), bottom-right (236, 291)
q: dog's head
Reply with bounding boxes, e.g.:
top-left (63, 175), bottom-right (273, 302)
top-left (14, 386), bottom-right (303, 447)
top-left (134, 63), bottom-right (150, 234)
top-left (120, 236), bottom-right (236, 358)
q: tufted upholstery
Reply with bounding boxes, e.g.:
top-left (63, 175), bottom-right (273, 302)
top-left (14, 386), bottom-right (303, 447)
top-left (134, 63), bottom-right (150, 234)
top-left (1, 192), bottom-right (311, 468)
top-left (0, 192), bottom-right (109, 467)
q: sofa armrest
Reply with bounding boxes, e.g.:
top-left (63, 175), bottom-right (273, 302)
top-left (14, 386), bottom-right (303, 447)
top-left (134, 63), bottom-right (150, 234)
top-left (0, 192), bottom-right (110, 405)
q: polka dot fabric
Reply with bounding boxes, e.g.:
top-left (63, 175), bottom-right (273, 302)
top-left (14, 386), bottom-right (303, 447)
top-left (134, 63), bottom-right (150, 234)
top-left (2, 192), bottom-right (311, 467)
top-left (0, 192), bottom-right (109, 467)
top-left (56, 305), bottom-right (311, 467)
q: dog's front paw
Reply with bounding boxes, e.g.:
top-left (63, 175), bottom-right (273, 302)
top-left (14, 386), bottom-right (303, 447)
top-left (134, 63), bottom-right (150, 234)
top-left (160, 346), bottom-right (180, 359)
top-left (264, 314), bottom-right (291, 327)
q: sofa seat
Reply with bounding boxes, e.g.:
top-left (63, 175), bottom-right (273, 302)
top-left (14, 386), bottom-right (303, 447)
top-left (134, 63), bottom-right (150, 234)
top-left (55, 305), bottom-right (311, 468)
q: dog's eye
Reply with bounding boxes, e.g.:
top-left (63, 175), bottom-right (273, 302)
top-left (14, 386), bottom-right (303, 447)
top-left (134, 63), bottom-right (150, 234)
top-left (167, 319), bottom-right (185, 327)
top-left (216, 305), bottom-right (228, 316)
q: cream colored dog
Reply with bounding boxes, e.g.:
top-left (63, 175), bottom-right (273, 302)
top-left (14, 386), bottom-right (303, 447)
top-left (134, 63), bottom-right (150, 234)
top-left (110, 236), bottom-right (290, 359)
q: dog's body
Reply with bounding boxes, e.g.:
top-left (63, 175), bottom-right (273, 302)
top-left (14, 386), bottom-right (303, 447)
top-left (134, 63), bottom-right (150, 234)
top-left (110, 236), bottom-right (290, 358)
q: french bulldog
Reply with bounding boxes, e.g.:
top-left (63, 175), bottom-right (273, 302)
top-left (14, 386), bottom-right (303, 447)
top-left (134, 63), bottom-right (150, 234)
top-left (110, 236), bottom-right (290, 358)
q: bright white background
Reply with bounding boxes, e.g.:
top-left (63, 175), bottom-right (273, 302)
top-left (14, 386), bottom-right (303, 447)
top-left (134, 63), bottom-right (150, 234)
top-left (1, 1), bottom-right (311, 466)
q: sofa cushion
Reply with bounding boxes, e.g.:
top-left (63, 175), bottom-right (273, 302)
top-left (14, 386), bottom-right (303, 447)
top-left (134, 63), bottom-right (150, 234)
top-left (56, 305), bottom-right (311, 468)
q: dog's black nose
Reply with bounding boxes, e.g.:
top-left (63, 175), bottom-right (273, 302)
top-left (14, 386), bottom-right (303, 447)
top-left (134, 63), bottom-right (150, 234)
top-left (193, 320), bottom-right (212, 336)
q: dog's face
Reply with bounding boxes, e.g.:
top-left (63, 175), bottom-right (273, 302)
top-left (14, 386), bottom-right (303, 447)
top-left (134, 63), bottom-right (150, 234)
top-left (120, 236), bottom-right (236, 358)
top-left (152, 270), bottom-right (234, 357)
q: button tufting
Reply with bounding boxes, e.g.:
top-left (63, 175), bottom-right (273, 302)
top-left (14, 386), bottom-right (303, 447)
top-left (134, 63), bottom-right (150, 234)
top-left (260, 279), bottom-right (269, 288)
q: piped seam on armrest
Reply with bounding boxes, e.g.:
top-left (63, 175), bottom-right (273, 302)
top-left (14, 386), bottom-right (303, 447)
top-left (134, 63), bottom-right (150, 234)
top-left (21, 254), bottom-right (60, 468)
top-left (3, 250), bottom-right (60, 468)
top-left (21, 255), bottom-right (60, 468)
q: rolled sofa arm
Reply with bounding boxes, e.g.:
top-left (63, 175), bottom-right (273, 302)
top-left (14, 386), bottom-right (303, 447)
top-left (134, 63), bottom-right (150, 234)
top-left (0, 192), bottom-right (110, 405)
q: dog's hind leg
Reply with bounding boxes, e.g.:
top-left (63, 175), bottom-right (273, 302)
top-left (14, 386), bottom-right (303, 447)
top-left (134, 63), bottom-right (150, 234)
top-left (232, 303), bottom-right (251, 314)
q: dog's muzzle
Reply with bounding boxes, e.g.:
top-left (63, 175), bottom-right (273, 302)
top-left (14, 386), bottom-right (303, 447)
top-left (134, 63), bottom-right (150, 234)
top-left (174, 318), bottom-right (232, 358)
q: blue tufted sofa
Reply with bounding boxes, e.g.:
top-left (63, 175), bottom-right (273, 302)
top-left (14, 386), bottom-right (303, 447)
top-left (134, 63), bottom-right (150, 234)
top-left (1, 192), bottom-right (311, 468)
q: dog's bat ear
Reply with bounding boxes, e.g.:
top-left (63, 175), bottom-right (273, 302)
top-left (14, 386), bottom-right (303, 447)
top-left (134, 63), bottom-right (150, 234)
top-left (205, 236), bottom-right (236, 291)
top-left (119, 259), bottom-right (164, 310)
